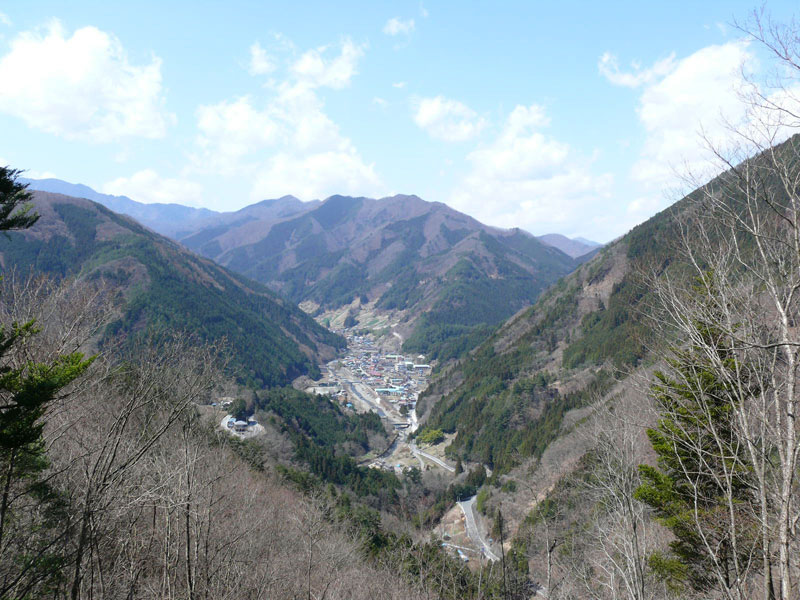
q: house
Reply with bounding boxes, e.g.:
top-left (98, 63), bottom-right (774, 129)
top-left (233, 420), bottom-right (248, 432)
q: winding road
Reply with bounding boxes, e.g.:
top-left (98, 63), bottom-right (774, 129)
top-left (458, 496), bottom-right (500, 562)
top-left (410, 442), bottom-right (456, 473)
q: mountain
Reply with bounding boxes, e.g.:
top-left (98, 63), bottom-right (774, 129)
top-left (20, 179), bottom-right (584, 361)
top-left (415, 131), bottom-right (743, 479)
top-left (0, 190), bottom-right (345, 387)
top-left (180, 193), bottom-right (579, 361)
top-left (20, 177), bottom-right (221, 238)
top-left (416, 193), bottom-right (678, 470)
top-left (537, 233), bottom-right (601, 258)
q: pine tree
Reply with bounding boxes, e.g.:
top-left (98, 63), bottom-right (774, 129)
top-left (0, 167), bottom-right (94, 597)
top-left (635, 290), bottom-right (759, 595)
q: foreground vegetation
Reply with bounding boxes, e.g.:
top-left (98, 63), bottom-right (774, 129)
top-left (0, 170), bottom-right (531, 599)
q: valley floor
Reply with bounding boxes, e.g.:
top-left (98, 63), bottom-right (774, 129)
top-left (310, 329), bottom-right (501, 565)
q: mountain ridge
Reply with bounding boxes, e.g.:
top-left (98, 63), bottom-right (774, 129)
top-left (1, 190), bottom-right (345, 387)
top-left (20, 177), bottom-right (221, 238)
top-left (179, 191), bottom-right (580, 361)
top-left (537, 232), bottom-right (601, 258)
top-left (20, 177), bottom-right (595, 361)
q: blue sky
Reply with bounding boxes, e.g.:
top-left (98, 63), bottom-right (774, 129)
top-left (1, 1), bottom-right (798, 242)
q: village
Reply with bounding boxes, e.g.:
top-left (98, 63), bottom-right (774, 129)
top-left (212, 328), bottom-right (498, 564)
top-left (315, 330), bottom-right (431, 423)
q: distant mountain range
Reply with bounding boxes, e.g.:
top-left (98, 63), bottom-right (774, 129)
top-left (21, 177), bottom-right (600, 360)
top-left (178, 193), bottom-right (583, 360)
top-left (21, 177), bottom-right (599, 256)
top-left (2, 190), bottom-right (344, 387)
top-left (537, 233), bottom-right (600, 259)
top-left (19, 178), bottom-right (220, 239)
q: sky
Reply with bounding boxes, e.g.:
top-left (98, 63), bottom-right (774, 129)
top-left (1, 1), bottom-right (799, 242)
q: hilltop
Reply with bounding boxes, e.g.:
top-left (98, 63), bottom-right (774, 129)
top-left (0, 190), bottom-right (345, 387)
top-left (179, 193), bottom-right (579, 361)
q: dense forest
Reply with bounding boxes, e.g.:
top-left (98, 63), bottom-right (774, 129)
top-left (0, 192), bottom-right (344, 387)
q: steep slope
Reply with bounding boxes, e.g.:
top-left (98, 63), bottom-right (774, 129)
top-left (0, 191), bottom-right (344, 387)
top-left (21, 177), bottom-right (221, 238)
top-left (537, 233), bottom-right (601, 258)
top-left (182, 193), bottom-right (578, 361)
top-left (416, 182), bottom-right (684, 473)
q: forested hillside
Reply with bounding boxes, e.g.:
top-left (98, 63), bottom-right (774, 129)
top-left (416, 207), bottom-right (671, 472)
top-left (0, 169), bottom-right (527, 600)
top-left (416, 123), bottom-right (800, 597)
top-left (0, 190), bottom-right (344, 387)
top-left (20, 179), bottom-right (585, 363)
top-left (181, 193), bottom-right (578, 360)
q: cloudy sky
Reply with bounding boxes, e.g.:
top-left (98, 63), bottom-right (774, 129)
top-left (0, 1), bottom-right (797, 242)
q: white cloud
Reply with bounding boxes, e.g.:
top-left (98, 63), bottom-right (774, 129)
top-left (103, 169), bottom-right (204, 206)
top-left (248, 42), bottom-right (276, 75)
top-left (392, 81), bottom-right (407, 89)
top-left (413, 96), bottom-right (486, 142)
top-left (383, 18), bottom-right (415, 36)
top-left (23, 168), bottom-right (58, 179)
top-left (194, 37), bottom-right (384, 202)
top-left (0, 12), bottom-right (11, 26)
top-left (373, 97), bottom-right (388, 108)
top-left (598, 51), bottom-right (676, 88)
top-left (252, 151), bottom-right (382, 201)
top-left (290, 39), bottom-right (364, 89)
top-left (0, 20), bottom-right (172, 142)
top-left (195, 96), bottom-right (281, 173)
top-left (625, 41), bottom-right (754, 190)
top-left (450, 104), bottom-right (613, 235)
top-left (420, 4), bottom-right (429, 18)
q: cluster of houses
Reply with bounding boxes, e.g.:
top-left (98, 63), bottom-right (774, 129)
top-left (339, 332), bottom-right (431, 411)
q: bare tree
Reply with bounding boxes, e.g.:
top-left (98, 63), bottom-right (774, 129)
top-left (577, 396), bottom-right (666, 600)
top-left (638, 13), bottom-right (800, 599)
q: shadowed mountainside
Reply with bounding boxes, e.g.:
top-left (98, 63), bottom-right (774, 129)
top-left (0, 191), bottom-right (344, 387)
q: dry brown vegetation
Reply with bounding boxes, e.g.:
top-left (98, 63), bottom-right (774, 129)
top-left (0, 274), bottom-right (432, 600)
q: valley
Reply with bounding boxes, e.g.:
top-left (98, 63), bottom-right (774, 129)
top-left (308, 327), bottom-right (501, 562)
top-left (4, 6), bottom-right (800, 597)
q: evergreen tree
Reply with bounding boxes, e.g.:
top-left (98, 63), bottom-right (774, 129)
top-left (0, 167), bottom-right (94, 597)
top-left (0, 167), bottom-right (39, 233)
top-left (635, 294), bottom-right (759, 594)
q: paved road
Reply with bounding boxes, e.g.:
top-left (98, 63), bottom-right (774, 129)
top-left (335, 365), bottom-right (384, 415)
top-left (330, 362), bottom-right (455, 474)
top-left (458, 496), bottom-right (500, 562)
top-left (409, 440), bottom-right (426, 470)
top-left (410, 442), bottom-right (456, 473)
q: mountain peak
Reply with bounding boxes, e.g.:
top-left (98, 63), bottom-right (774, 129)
top-left (537, 233), bottom-right (601, 258)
